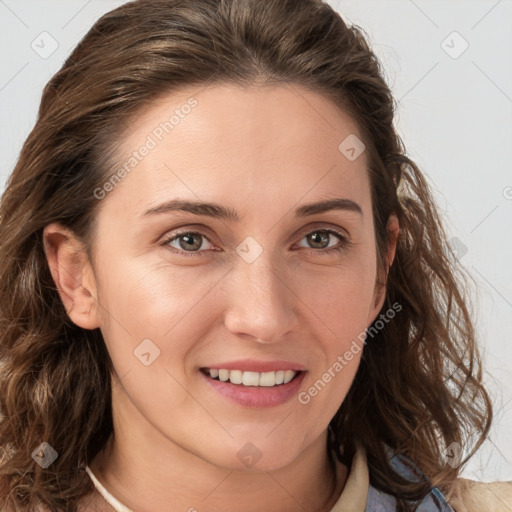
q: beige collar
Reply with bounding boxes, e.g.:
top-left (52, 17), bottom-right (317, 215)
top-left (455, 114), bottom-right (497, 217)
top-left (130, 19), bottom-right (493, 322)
top-left (329, 445), bottom-right (369, 512)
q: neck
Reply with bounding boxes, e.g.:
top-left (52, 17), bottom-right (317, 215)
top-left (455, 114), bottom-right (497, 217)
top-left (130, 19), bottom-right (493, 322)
top-left (89, 387), bottom-right (347, 512)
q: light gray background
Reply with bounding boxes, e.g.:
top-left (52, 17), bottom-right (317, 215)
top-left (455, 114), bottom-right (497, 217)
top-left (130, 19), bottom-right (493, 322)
top-left (0, 0), bottom-right (510, 482)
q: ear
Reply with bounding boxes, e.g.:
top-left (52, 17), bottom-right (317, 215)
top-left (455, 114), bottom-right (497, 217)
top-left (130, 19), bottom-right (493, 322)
top-left (43, 223), bottom-right (100, 330)
top-left (367, 213), bottom-right (400, 323)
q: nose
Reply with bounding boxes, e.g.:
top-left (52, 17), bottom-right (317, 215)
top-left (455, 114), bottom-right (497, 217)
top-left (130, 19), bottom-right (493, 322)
top-left (223, 251), bottom-right (297, 344)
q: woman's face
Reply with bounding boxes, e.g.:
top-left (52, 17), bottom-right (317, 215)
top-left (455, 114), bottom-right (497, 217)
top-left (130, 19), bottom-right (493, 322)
top-left (54, 83), bottom-right (396, 471)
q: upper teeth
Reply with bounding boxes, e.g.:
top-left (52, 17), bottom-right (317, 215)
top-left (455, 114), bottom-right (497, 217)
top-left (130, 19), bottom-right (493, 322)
top-left (207, 368), bottom-right (298, 386)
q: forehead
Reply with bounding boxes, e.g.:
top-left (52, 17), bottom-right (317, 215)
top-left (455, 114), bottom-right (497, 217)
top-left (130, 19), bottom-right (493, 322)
top-left (105, 82), bottom-right (370, 214)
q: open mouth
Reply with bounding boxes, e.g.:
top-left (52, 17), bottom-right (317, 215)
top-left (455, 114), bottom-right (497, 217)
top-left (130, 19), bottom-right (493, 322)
top-left (200, 367), bottom-right (303, 387)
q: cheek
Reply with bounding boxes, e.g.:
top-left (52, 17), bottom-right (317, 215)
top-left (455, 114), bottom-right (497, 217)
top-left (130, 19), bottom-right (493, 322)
top-left (295, 256), bottom-right (376, 409)
top-left (297, 337), bottom-right (363, 432)
top-left (297, 277), bottom-right (369, 419)
top-left (94, 257), bottom-right (225, 368)
top-left (295, 258), bottom-right (377, 337)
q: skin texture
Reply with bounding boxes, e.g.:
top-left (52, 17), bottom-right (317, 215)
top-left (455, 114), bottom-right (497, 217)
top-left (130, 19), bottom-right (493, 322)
top-left (43, 83), bottom-right (398, 512)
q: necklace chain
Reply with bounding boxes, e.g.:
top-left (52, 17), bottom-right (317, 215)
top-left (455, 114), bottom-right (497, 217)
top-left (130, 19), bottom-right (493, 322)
top-left (85, 465), bottom-right (133, 512)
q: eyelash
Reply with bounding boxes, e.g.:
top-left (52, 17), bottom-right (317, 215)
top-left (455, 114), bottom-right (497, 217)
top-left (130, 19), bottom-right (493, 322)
top-left (160, 227), bottom-right (351, 257)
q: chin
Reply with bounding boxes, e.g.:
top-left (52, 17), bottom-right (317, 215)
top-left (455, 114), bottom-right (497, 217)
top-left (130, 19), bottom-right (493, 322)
top-left (203, 439), bottom-right (300, 472)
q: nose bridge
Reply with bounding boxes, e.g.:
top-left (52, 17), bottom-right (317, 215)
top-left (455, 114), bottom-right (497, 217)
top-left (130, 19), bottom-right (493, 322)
top-left (224, 241), bottom-right (295, 342)
top-left (243, 255), bottom-right (279, 304)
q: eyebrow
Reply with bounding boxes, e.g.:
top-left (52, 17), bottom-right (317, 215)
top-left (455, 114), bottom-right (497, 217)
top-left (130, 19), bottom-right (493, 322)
top-left (141, 197), bottom-right (363, 221)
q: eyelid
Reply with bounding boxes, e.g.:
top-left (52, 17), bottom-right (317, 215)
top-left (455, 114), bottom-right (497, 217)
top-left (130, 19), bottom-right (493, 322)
top-left (296, 223), bottom-right (349, 241)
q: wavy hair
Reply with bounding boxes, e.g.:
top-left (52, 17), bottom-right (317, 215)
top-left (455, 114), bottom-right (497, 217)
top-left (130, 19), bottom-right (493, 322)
top-left (0, 0), bottom-right (492, 510)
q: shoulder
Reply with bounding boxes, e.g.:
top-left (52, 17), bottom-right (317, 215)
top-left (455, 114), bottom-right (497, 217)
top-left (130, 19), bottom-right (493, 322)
top-left (385, 450), bottom-right (511, 511)
top-left (446, 478), bottom-right (512, 512)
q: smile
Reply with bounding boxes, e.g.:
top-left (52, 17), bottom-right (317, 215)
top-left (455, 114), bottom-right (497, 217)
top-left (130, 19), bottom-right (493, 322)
top-left (200, 368), bottom-right (306, 408)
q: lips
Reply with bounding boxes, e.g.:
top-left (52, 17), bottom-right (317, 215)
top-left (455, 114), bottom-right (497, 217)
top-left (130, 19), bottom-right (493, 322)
top-left (200, 367), bottom-right (307, 408)
top-left (197, 358), bottom-right (307, 407)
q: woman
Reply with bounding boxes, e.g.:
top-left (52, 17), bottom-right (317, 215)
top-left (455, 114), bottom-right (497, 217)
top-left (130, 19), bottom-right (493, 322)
top-left (0, 0), bottom-right (509, 510)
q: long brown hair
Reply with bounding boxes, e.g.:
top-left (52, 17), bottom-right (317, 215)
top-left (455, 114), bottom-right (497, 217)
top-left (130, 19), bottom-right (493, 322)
top-left (0, 0), bottom-right (492, 510)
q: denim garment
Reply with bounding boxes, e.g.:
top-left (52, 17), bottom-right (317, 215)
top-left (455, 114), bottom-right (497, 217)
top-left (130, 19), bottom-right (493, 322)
top-left (365, 452), bottom-right (455, 511)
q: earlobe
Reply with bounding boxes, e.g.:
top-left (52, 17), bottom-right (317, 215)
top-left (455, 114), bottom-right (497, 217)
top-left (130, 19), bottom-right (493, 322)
top-left (43, 223), bottom-right (100, 330)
